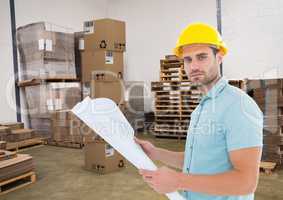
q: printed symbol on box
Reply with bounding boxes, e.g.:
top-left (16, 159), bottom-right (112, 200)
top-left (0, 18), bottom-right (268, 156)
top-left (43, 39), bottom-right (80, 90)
top-left (105, 51), bottom-right (114, 64)
top-left (100, 40), bottom-right (107, 48)
top-left (105, 144), bottom-right (115, 157)
top-left (118, 160), bottom-right (124, 168)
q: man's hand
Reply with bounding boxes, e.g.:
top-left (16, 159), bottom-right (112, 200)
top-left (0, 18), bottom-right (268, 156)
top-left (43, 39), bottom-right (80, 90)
top-left (139, 166), bottom-right (182, 194)
top-left (134, 137), bottom-right (159, 160)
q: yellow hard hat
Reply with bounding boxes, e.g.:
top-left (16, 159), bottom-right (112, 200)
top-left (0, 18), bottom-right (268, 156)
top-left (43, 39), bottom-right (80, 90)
top-left (174, 22), bottom-right (228, 57)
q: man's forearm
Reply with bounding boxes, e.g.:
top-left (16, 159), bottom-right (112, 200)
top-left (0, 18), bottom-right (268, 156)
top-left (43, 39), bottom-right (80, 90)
top-left (155, 148), bottom-right (184, 169)
top-left (178, 169), bottom-right (258, 196)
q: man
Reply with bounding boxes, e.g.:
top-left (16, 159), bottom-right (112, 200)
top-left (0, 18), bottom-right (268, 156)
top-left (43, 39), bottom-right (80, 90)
top-left (136, 23), bottom-right (263, 200)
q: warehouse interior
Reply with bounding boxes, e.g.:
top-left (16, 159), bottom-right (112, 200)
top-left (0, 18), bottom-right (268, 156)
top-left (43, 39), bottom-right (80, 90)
top-left (0, 0), bottom-right (283, 199)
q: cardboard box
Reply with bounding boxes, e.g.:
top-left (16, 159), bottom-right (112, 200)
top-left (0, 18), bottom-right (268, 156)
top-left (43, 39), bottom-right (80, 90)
top-left (17, 22), bottom-right (76, 80)
top-left (0, 122), bottom-right (24, 130)
top-left (84, 140), bottom-right (125, 174)
top-left (25, 82), bottom-right (81, 115)
top-left (247, 79), bottom-right (283, 90)
top-left (7, 128), bottom-right (35, 142)
top-left (51, 110), bottom-right (98, 143)
top-left (29, 116), bottom-right (51, 138)
top-left (91, 80), bottom-right (124, 104)
top-left (81, 50), bottom-right (123, 82)
top-left (17, 22), bottom-right (75, 62)
top-left (0, 126), bottom-right (10, 141)
top-left (0, 141), bottom-right (7, 150)
top-left (83, 18), bottom-right (126, 52)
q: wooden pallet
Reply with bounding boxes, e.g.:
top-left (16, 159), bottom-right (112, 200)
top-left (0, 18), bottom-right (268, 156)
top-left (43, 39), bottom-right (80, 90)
top-left (155, 126), bottom-right (188, 131)
top-left (152, 81), bottom-right (192, 86)
top-left (155, 99), bottom-right (199, 104)
top-left (260, 162), bottom-right (276, 174)
top-left (48, 140), bottom-right (83, 149)
top-left (6, 138), bottom-right (46, 152)
top-left (160, 77), bottom-right (189, 82)
top-left (155, 90), bottom-right (200, 94)
top-left (0, 171), bottom-right (36, 195)
top-left (154, 128), bottom-right (187, 133)
top-left (155, 115), bottom-right (190, 119)
top-left (160, 63), bottom-right (183, 68)
top-left (155, 118), bottom-right (190, 123)
top-left (153, 132), bottom-right (187, 139)
top-left (160, 60), bottom-right (183, 65)
top-left (228, 80), bottom-right (245, 90)
top-left (155, 105), bottom-right (197, 110)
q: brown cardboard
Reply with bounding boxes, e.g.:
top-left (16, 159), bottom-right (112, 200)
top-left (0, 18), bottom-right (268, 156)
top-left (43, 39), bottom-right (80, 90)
top-left (0, 126), bottom-right (10, 141)
top-left (51, 110), bottom-right (99, 144)
top-left (84, 140), bottom-right (125, 174)
top-left (7, 128), bottom-right (35, 142)
top-left (0, 141), bottom-right (7, 150)
top-left (81, 50), bottom-right (124, 82)
top-left (247, 79), bottom-right (283, 90)
top-left (17, 22), bottom-right (76, 80)
top-left (52, 127), bottom-right (71, 142)
top-left (84, 18), bottom-right (126, 52)
top-left (0, 122), bottom-right (24, 130)
top-left (91, 80), bottom-right (124, 104)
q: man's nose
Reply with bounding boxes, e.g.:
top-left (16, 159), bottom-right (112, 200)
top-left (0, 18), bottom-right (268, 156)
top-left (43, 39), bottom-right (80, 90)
top-left (190, 59), bottom-right (200, 71)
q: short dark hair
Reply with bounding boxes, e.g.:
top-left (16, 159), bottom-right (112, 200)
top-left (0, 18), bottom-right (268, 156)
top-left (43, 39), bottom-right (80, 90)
top-left (210, 47), bottom-right (219, 56)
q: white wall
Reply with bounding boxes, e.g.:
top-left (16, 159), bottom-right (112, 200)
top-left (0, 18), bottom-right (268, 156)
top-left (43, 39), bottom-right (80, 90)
top-left (15, 0), bottom-right (108, 31)
top-left (0, 0), bottom-right (17, 122)
top-left (14, 0), bottom-right (109, 124)
top-left (1, 0), bottom-right (283, 119)
top-left (222, 0), bottom-right (283, 79)
top-left (0, 0), bottom-right (108, 123)
top-left (107, 0), bottom-right (217, 111)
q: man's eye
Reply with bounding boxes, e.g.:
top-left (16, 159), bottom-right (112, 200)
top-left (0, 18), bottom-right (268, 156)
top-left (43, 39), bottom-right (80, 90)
top-left (184, 58), bottom-right (192, 63)
top-left (198, 56), bottom-right (207, 61)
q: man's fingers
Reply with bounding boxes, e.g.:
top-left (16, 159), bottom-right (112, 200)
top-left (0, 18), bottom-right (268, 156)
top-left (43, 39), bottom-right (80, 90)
top-left (134, 137), bottom-right (142, 144)
top-left (139, 169), bottom-right (155, 177)
top-left (134, 137), bottom-right (147, 146)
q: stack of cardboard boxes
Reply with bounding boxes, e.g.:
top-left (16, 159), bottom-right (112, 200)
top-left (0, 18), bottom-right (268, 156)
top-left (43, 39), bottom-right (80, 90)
top-left (50, 110), bottom-right (97, 147)
top-left (17, 22), bottom-right (76, 80)
top-left (247, 79), bottom-right (283, 166)
top-left (84, 140), bottom-right (125, 174)
top-left (0, 150), bottom-right (36, 194)
top-left (81, 18), bottom-right (125, 104)
top-left (17, 22), bottom-right (81, 139)
top-left (0, 122), bottom-right (42, 151)
top-left (80, 19), bottom-right (127, 173)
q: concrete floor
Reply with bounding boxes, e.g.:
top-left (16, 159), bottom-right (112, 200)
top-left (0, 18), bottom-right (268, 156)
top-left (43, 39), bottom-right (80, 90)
top-left (1, 134), bottom-right (283, 200)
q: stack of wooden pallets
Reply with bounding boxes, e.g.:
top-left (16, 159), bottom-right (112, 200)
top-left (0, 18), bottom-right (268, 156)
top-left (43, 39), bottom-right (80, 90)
top-left (151, 55), bottom-right (200, 138)
top-left (228, 79), bottom-right (245, 90)
top-left (247, 79), bottom-right (283, 167)
top-left (0, 150), bottom-right (36, 195)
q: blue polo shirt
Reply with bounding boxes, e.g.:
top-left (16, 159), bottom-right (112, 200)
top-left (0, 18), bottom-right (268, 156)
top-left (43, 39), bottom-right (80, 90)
top-left (182, 77), bottom-right (263, 200)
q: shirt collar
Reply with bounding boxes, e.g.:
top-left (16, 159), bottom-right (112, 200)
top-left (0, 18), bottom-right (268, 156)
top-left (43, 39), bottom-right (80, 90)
top-left (199, 77), bottom-right (228, 105)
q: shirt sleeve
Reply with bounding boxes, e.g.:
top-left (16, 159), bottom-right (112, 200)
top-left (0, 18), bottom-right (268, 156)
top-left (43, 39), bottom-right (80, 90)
top-left (224, 94), bottom-right (263, 152)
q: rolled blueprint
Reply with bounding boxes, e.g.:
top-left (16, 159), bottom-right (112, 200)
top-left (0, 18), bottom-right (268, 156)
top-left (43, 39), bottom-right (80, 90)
top-left (72, 97), bottom-right (185, 200)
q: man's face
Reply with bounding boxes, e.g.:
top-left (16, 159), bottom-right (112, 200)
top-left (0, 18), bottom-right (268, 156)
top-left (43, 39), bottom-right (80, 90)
top-left (182, 45), bottom-right (222, 85)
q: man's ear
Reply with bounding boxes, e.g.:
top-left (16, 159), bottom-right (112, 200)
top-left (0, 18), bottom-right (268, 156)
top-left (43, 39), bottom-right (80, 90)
top-left (216, 52), bottom-right (224, 65)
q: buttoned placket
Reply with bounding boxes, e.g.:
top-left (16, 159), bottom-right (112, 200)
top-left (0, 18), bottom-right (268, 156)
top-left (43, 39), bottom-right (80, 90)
top-left (186, 97), bottom-right (208, 173)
